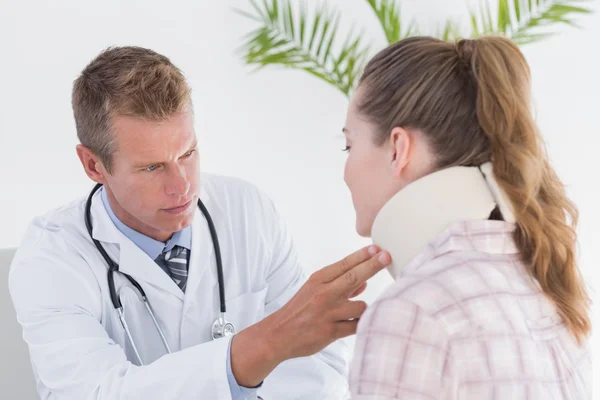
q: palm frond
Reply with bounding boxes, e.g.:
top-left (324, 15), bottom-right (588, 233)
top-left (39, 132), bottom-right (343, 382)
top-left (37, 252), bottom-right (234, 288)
top-left (435, 19), bottom-right (463, 41)
top-left (364, 0), bottom-right (419, 44)
top-left (511, 1), bottom-right (593, 44)
top-left (236, 0), bottom-right (593, 98)
top-left (470, 0), bottom-right (592, 45)
top-left (236, 0), bottom-right (371, 97)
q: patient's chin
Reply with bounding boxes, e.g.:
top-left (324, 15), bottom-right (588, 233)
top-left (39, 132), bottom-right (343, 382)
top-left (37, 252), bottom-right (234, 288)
top-left (355, 219), bottom-right (372, 238)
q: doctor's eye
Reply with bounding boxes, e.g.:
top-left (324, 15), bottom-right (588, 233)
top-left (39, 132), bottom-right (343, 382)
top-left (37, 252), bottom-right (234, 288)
top-left (183, 149), bottom-right (196, 158)
top-left (145, 164), bottom-right (160, 172)
top-left (342, 146), bottom-right (351, 152)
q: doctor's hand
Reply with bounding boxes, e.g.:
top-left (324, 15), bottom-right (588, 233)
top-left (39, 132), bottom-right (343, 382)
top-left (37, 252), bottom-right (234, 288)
top-left (230, 245), bottom-right (391, 387)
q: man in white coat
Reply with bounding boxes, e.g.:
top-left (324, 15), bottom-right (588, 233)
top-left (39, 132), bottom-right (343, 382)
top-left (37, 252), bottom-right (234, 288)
top-left (8, 47), bottom-right (391, 399)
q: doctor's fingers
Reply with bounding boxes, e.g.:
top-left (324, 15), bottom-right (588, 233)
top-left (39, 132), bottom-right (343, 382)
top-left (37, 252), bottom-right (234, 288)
top-left (330, 300), bottom-right (368, 321)
top-left (330, 250), bottom-right (391, 297)
top-left (313, 246), bottom-right (380, 283)
top-left (333, 320), bottom-right (360, 339)
top-left (349, 282), bottom-right (367, 298)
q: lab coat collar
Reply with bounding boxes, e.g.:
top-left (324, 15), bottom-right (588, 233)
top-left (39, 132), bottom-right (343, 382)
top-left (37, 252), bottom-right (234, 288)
top-left (89, 185), bottom-right (212, 301)
top-left (90, 186), bottom-right (209, 244)
top-left (179, 197), bottom-right (218, 347)
top-left (99, 187), bottom-right (192, 260)
top-left (371, 163), bottom-right (516, 280)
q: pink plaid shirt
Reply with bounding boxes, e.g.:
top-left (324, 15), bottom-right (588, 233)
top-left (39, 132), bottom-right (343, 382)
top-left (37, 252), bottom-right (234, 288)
top-left (350, 220), bottom-right (592, 399)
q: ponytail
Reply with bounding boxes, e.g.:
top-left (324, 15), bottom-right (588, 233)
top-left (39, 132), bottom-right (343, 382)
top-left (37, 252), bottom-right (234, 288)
top-left (464, 36), bottom-right (590, 343)
top-left (358, 35), bottom-right (591, 343)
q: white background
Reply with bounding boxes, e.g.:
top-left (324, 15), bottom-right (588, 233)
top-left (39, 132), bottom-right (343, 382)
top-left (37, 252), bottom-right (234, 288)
top-left (2, 0), bottom-right (599, 379)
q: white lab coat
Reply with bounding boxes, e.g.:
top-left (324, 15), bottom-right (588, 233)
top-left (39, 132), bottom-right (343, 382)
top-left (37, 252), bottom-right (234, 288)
top-left (9, 174), bottom-right (350, 400)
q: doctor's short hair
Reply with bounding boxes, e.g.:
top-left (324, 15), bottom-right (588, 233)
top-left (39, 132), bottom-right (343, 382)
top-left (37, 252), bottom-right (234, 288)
top-left (71, 46), bottom-right (192, 173)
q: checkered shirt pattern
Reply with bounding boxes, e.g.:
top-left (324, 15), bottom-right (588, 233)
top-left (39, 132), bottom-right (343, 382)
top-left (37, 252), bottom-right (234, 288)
top-left (349, 220), bottom-right (592, 400)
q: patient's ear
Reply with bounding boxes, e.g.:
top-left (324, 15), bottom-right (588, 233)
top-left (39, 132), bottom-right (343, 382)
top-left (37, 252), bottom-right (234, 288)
top-left (389, 127), bottom-right (412, 179)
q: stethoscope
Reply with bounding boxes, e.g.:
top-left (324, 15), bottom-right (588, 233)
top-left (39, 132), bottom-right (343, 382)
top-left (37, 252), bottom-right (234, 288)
top-left (84, 183), bottom-right (235, 365)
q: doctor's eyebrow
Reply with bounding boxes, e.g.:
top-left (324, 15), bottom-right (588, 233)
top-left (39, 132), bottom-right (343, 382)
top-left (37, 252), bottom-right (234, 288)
top-left (180, 140), bottom-right (198, 157)
top-left (342, 127), bottom-right (350, 135)
top-left (132, 140), bottom-right (198, 169)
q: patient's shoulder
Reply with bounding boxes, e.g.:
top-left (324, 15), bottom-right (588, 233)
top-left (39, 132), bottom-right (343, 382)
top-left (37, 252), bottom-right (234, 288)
top-left (372, 251), bottom-right (516, 337)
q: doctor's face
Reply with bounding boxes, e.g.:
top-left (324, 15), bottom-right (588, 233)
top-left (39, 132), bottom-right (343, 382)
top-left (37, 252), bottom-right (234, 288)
top-left (100, 110), bottom-right (200, 242)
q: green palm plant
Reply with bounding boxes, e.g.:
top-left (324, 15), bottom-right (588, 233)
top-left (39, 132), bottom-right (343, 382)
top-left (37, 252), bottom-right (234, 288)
top-left (237, 0), bottom-right (592, 97)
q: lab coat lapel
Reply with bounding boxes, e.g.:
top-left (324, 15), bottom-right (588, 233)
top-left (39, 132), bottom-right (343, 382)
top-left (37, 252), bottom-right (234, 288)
top-left (118, 240), bottom-right (184, 300)
top-left (180, 190), bottom-right (219, 348)
top-left (89, 188), bottom-right (184, 301)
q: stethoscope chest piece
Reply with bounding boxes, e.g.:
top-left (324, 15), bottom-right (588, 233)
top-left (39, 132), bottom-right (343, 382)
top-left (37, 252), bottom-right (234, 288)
top-left (212, 314), bottom-right (235, 340)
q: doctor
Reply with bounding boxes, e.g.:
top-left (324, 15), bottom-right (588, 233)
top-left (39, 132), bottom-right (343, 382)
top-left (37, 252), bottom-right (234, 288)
top-left (8, 46), bottom-right (391, 400)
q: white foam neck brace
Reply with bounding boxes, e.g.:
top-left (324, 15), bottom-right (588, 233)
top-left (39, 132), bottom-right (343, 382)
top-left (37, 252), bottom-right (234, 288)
top-left (371, 162), bottom-right (516, 279)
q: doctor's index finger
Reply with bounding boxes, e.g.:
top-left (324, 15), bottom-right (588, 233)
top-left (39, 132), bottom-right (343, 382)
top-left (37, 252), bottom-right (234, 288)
top-left (330, 250), bottom-right (391, 296)
top-left (314, 246), bottom-right (380, 283)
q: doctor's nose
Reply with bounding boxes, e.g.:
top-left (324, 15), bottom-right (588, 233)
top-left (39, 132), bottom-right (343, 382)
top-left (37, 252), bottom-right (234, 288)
top-left (165, 166), bottom-right (190, 197)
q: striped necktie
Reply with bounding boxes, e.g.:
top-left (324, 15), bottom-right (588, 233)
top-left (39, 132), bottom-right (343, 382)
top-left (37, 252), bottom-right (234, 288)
top-left (155, 245), bottom-right (189, 292)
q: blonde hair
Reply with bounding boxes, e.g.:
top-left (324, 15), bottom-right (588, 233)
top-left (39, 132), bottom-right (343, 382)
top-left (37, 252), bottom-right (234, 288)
top-left (358, 36), bottom-right (590, 343)
top-left (71, 46), bottom-right (191, 173)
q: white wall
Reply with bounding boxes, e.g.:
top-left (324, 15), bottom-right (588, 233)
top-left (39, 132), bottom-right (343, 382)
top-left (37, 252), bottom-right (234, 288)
top-left (2, 0), bottom-right (599, 371)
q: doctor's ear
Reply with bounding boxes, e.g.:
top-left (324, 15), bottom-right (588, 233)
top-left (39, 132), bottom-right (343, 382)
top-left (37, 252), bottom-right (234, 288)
top-left (388, 127), bottom-right (412, 178)
top-left (76, 144), bottom-right (109, 184)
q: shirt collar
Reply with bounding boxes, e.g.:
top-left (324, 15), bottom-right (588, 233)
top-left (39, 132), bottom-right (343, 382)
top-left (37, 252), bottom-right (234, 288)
top-left (100, 186), bottom-right (192, 260)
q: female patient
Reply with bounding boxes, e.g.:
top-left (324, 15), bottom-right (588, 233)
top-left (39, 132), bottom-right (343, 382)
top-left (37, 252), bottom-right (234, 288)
top-left (344, 36), bottom-right (591, 399)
